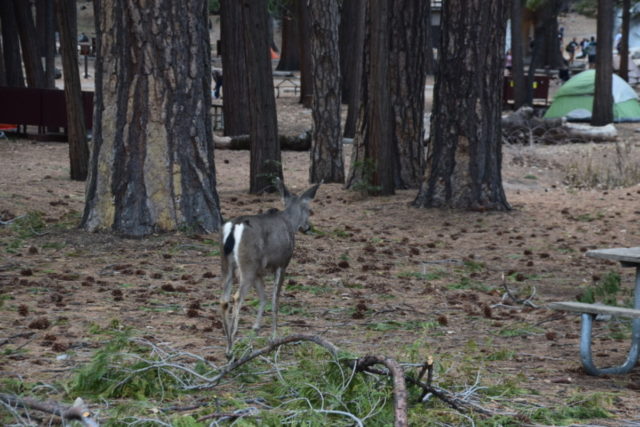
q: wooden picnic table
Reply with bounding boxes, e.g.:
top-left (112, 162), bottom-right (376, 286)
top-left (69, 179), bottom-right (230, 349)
top-left (549, 247), bottom-right (640, 375)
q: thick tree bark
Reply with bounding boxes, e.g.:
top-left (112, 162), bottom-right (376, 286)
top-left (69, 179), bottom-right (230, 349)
top-left (309, 0), bottom-right (344, 184)
top-left (55, 0), bottom-right (88, 181)
top-left (346, 0), bottom-right (394, 196)
top-left (241, 0), bottom-right (282, 194)
top-left (276, 7), bottom-right (300, 71)
top-left (13, 0), bottom-right (46, 88)
top-left (36, 0), bottom-right (56, 89)
top-left (413, 0), bottom-right (510, 211)
top-left (339, 0), bottom-right (359, 104)
top-left (619, 0), bottom-right (630, 82)
top-left (83, 0), bottom-right (221, 236)
top-left (0, 0), bottom-right (25, 87)
top-left (591, 0), bottom-right (614, 126)
top-left (220, 0), bottom-right (250, 136)
top-left (389, 1), bottom-right (429, 189)
top-left (297, 0), bottom-right (312, 108)
top-left (341, 0), bottom-right (365, 138)
top-left (511, 0), bottom-right (527, 109)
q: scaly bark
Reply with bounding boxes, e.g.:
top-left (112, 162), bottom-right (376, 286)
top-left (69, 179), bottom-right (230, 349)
top-left (389, 0), bottom-right (429, 189)
top-left (413, 0), bottom-right (510, 211)
top-left (220, 0), bottom-right (250, 136)
top-left (83, 0), bottom-right (221, 236)
top-left (241, 0), bottom-right (282, 194)
top-left (309, 0), bottom-right (344, 184)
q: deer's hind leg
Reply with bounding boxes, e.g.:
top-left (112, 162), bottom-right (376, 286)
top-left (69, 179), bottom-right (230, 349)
top-left (252, 275), bottom-right (266, 331)
top-left (220, 260), bottom-right (237, 354)
top-left (228, 271), bottom-right (254, 347)
top-left (271, 267), bottom-right (286, 339)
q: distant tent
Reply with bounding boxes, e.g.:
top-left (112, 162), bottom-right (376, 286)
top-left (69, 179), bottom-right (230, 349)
top-left (543, 70), bottom-right (640, 122)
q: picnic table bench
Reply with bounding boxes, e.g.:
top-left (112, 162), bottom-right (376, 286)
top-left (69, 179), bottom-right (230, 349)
top-left (274, 75), bottom-right (300, 98)
top-left (549, 247), bottom-right (640, 376)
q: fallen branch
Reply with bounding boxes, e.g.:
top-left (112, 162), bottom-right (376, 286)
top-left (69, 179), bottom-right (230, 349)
top-left (0, 332), bottom-right (35, 347)
top-left (354, 356), bottom-right (408, 427)
top-left (214, 132), bottom-right (311, 151)
top-left (0, 215), bottom-right (25, 227)
top-left (0, 394), bottom-right (99, 427)
top-left (207, 334), bottom-right (340, 386)
top-left (494, 273), bottom-right (539, 309)
top-left (502, 106), bottom-right (618, 145)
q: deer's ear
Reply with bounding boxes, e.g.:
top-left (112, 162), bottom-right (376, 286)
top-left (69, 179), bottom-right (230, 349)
top-left (275, 177), bottom-right (292, 202)
top-left (301, 181), bottom-right (321, 202)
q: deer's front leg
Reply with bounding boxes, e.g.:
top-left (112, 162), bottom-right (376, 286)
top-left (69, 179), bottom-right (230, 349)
top-left (271, 267), bottom-right (285, 339)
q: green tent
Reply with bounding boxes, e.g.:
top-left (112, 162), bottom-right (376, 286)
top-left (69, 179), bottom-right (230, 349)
top-left (544, 70), bottom-right (640, 122)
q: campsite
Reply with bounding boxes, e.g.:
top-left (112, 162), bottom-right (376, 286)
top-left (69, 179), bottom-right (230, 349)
top-left (2, 1), bottom-right (640, 426)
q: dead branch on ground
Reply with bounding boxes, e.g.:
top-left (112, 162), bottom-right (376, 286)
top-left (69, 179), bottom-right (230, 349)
top-left (502, 106), bottom-right (617, 145)
top-left (493, 273), bottom-right (539, 309)
top-left (0, 394), bottom-right (99, 427)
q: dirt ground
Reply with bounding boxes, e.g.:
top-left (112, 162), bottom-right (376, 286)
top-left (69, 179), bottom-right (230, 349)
top-left (2, 88), bottom-right (640, 423)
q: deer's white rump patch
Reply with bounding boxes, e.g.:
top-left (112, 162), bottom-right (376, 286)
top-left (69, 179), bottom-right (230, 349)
top-left (232, 223), bottom-right (244, 266)
top-left (222, 221), bottom-right (245, 267)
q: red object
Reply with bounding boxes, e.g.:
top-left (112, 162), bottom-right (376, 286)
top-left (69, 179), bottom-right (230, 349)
top-left (0, 124), bottom-right (17, 131)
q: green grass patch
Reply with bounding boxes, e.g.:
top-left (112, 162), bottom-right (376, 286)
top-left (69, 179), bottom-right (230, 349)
top-left (366, 320), bottom-right (440, 332)
top-left (577, 271), bottom-right (628, 306)
top-left (497, 323), bottom-right (544, 337)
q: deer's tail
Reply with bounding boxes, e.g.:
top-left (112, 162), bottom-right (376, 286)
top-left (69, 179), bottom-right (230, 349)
top-left (222, 222), bottom-right (235, 256)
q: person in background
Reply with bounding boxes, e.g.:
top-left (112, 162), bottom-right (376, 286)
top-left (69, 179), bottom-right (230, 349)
top-left (565, 37), bottom-right (578, 65)
top-left (576, 37), bottom-right (589, 59)
top-left (614, 32), bottom-right (623, 53)
top-left (585, 36), bottom-right (597, 69)
top-left (213, 69), bottom-right (223, 99)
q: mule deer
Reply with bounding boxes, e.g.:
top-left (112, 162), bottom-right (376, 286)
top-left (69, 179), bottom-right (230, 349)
top-left (219, 179), bottom-right (320, 355)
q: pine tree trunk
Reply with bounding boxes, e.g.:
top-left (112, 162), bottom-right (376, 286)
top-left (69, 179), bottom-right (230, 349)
top-left (620, 0), bottom-right (630, 82)
top-left (55, 0), bottom-right (88, 181)
top-left (276, 10), bottom-right (300, 71)
top-left (298, 0), bottom-right (313, 108)
top-left (591, 0), bottom-right (614, 126)
top-left (413, 0), bottom-right (510, 211)
top-left (309, 0), bottom-right (344, 184)
top-left (339, 0), bottom-right (359, 104)
top-left (83, 0), bottom-right (221, 236)
top-left (0, 0), bottom-right (25, 87)
top-left (346, 0), bottom-right (394, 196)
top-left (14, 0), bottom-right (46, 88)
top-left (220, 0), bottom-right (250, 136)
top-left (511, 0), bottom-right (526, 109)
top-left (389, 1), bottom-right (428, 189)
top-left (342, 0), bottom-right (365, 138)
top-left (531, 2), bottom-right (564, 69)
top-left (36, 0), bottom-right (56, 89)
top-left (241, 0), bottom-right (282, 194)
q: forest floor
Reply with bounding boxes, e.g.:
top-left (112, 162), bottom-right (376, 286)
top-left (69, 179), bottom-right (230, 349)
top-left (2, 90), bottom-right (640, 424)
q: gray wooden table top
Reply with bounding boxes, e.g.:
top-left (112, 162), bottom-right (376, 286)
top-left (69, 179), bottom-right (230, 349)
top-left (586, 247), bottom-right (640, 265)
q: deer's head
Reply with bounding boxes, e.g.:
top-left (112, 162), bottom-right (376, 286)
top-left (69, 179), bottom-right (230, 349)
top-left (276, 179), bottom-right (321, 234)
